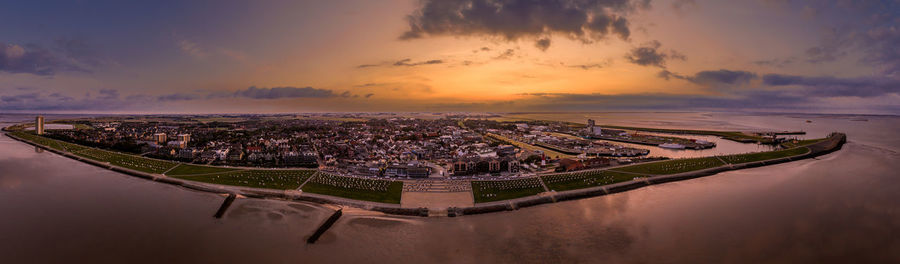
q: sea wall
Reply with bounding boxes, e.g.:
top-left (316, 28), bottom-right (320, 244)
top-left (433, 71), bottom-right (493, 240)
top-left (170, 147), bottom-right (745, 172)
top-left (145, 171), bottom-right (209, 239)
top-left (453, 133), bottom-right (846, 216)
top-left (5, 131), bottom-right (846, 217)
top-left (5, 132), bottom-right (418, 215)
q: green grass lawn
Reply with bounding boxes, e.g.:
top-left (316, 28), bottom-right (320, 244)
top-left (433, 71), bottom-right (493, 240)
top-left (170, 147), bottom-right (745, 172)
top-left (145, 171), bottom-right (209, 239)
top-left (12, 132), bottom-right (176, 173)
top-left (542, 170), bottom-right (640, 191)
top-left (10, 132), bottom-right (87, 152)
top-left (471, 178), bottom-right (546, 203)
top-left (174, 169), bottom-right (315, 190)
top-left (73, 148), bottom-right (178, 174)
top-left (614, 157), bottom-right (725, 175)
top-left (719, 147), bottom-right (809, 164)
top-left (164, 163), bottom-right (241, 176)
top-left (781, 138), bottom-right (826, 148)
top-left (301, 173), bottom-right (403, 204)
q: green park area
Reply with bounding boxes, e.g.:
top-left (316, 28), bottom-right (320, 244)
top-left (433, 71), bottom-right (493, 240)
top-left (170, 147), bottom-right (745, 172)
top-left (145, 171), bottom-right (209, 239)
top-left (613, 157), bottom-right (725, 175)
top-left (164, 163), bottom-right (241, 176)
top-left (471, 178), bottom-right (546, 203)
top-left (541, 170), bottom-right (639, 192)
top-left (718, 147), bottom-right (810, 164)
top-left (781, 138), bottom-right (826, 148)
top-left (300, 172), bottom-right (403, 204)
top-left (10, 131), bottom-right (87, 153)
top-left (73, 147), bottom-right (178, 174)
top-left (173, 169), bottom-right (315, 190)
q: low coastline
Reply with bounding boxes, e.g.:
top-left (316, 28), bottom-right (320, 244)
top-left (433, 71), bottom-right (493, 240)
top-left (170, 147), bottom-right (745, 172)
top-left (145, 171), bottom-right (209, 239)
top-left (4, 130), bottom-right (846, 217)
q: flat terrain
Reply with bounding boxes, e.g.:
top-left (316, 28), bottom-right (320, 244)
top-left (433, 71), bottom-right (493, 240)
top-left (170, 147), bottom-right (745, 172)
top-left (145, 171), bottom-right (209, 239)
top-left (471, 178), bottom-right (546, 203)
top-left (8, 129), bottom-right (838, 208)
top-left (173, 170), bottom-right (315, 190)
top-left (612, 157), bottom-right (725, 175)
top-left (719, 147), bottom-right (809, 164)
top-left (542, 170), bottom-right (639, 191)
top-left (164, 163), bottom-right (241, 176)
top-left (301, 172), bottom-right (404, 204)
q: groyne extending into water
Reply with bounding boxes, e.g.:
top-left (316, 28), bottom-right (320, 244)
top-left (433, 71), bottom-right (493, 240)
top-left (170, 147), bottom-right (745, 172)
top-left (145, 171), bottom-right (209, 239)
top-left (5, 131), bottom-right (845, 218)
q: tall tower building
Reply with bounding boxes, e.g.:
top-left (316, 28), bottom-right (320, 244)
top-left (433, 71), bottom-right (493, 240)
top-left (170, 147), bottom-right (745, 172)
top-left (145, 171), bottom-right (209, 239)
top-left (154, 133), bottom-right (167, 144)
top-left (35, 115), bottom-right (45, 135)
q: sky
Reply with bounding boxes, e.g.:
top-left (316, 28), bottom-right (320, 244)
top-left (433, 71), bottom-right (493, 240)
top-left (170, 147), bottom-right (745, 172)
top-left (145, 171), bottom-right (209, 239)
top-left (1, 0), bottom-right (898, 114)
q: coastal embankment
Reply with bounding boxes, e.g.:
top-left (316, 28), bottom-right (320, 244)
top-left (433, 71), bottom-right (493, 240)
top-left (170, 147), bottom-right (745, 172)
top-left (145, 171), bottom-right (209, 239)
top-left (5, 130), bottom-right (845, 217)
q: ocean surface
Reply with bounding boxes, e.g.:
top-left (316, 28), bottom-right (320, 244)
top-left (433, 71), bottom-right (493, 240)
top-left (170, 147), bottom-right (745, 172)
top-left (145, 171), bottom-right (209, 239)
top-left (1, 112), bottom-right (898, 263)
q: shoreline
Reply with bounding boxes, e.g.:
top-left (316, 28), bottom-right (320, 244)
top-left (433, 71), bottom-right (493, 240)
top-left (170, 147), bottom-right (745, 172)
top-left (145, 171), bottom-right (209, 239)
top-left (4, 130), bottom-right (845, 217)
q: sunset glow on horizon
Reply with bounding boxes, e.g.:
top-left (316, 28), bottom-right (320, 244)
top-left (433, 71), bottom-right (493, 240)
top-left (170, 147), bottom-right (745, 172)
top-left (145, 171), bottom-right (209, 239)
top-left (2, 0), bottom-right (898, 114)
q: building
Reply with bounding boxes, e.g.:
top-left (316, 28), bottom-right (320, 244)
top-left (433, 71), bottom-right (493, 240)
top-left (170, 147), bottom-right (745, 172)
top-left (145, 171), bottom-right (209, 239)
top-left (488, 159), bottom-right (501, 172)
top-left (407, 167), bottom-right (431, 178)
top-left (35, 116), bottom-right (44, 135)
top-left (557, 159), bottom-right (585, 172)
top-left (177, 149), bottom-right (198, 159)
top-left (586, 119), bottom-right (601, 135)
top-left (177, 134), bottom-right (190, 143)
top-left (167, 141), bottom-right (187, 149)
top-left (153, 133), bottom-right (167, 144)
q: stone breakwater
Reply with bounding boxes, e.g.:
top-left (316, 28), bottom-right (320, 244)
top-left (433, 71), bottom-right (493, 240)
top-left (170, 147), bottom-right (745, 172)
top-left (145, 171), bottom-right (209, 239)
top-left (5, 131), bottom-right (845, 218)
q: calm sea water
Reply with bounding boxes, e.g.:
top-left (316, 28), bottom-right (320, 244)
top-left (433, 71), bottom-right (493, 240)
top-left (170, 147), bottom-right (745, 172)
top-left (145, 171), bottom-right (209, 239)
top-left (1, 112), bottom-right (898, 263)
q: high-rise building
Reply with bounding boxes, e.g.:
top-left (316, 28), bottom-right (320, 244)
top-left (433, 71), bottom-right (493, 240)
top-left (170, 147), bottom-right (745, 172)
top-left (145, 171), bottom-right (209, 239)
top-left (153, 133), bottom-right (167, 143)
top-left (177, 134), bottom-right (190, 143)
top-left (586, 119), bottom-right (596, 135)
top-left (35, 116), bottom-right (44, 135)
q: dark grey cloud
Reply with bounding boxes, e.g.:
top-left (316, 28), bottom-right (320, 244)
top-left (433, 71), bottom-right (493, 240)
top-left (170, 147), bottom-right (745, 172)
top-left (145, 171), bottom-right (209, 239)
top-left (625, 40), bottom-right (686, 68)
top-left (515, 91), bottom-right (814, 111)
top-left (569, 62), bottom-right (610, 70)
top-left (393, 58), bottom-right (444, 66)
top-left (358, 58), bottom-right (444, 68)
top-left (790, 1), bottom-right (900, 76)
top-left (97, 89), bottom-right (119, 100)
top-left (157, 93), bottom-right (201, 101)
top-left (753, 57), bottom-right (795, 67)
top-left (659, 69), bottom-right (758, 86)
top-left (535, 38), bottom-right (551, 51)
top-left (0, 86), bottom-right (365, 111)
top-left (763, 74), bottom-right (900, 97)
top-left (659, 68), bottom-right (897, 98)
top-left (495, 49), bottom-right (516, 60)
top-left (1, 42), bottom-right (87, 76)
top-left (0, 89), bottom-right (137, 111)
top-left (1, 93), bottom-right (40, 103)
top-left (401, 0), bottom-right (644, 50)
top-left (689, 69), bottom-right (758, 85)
top-left (356, 64), bottom-right (379, 68)
top-left (233, 86), bottom-right (336, 99)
